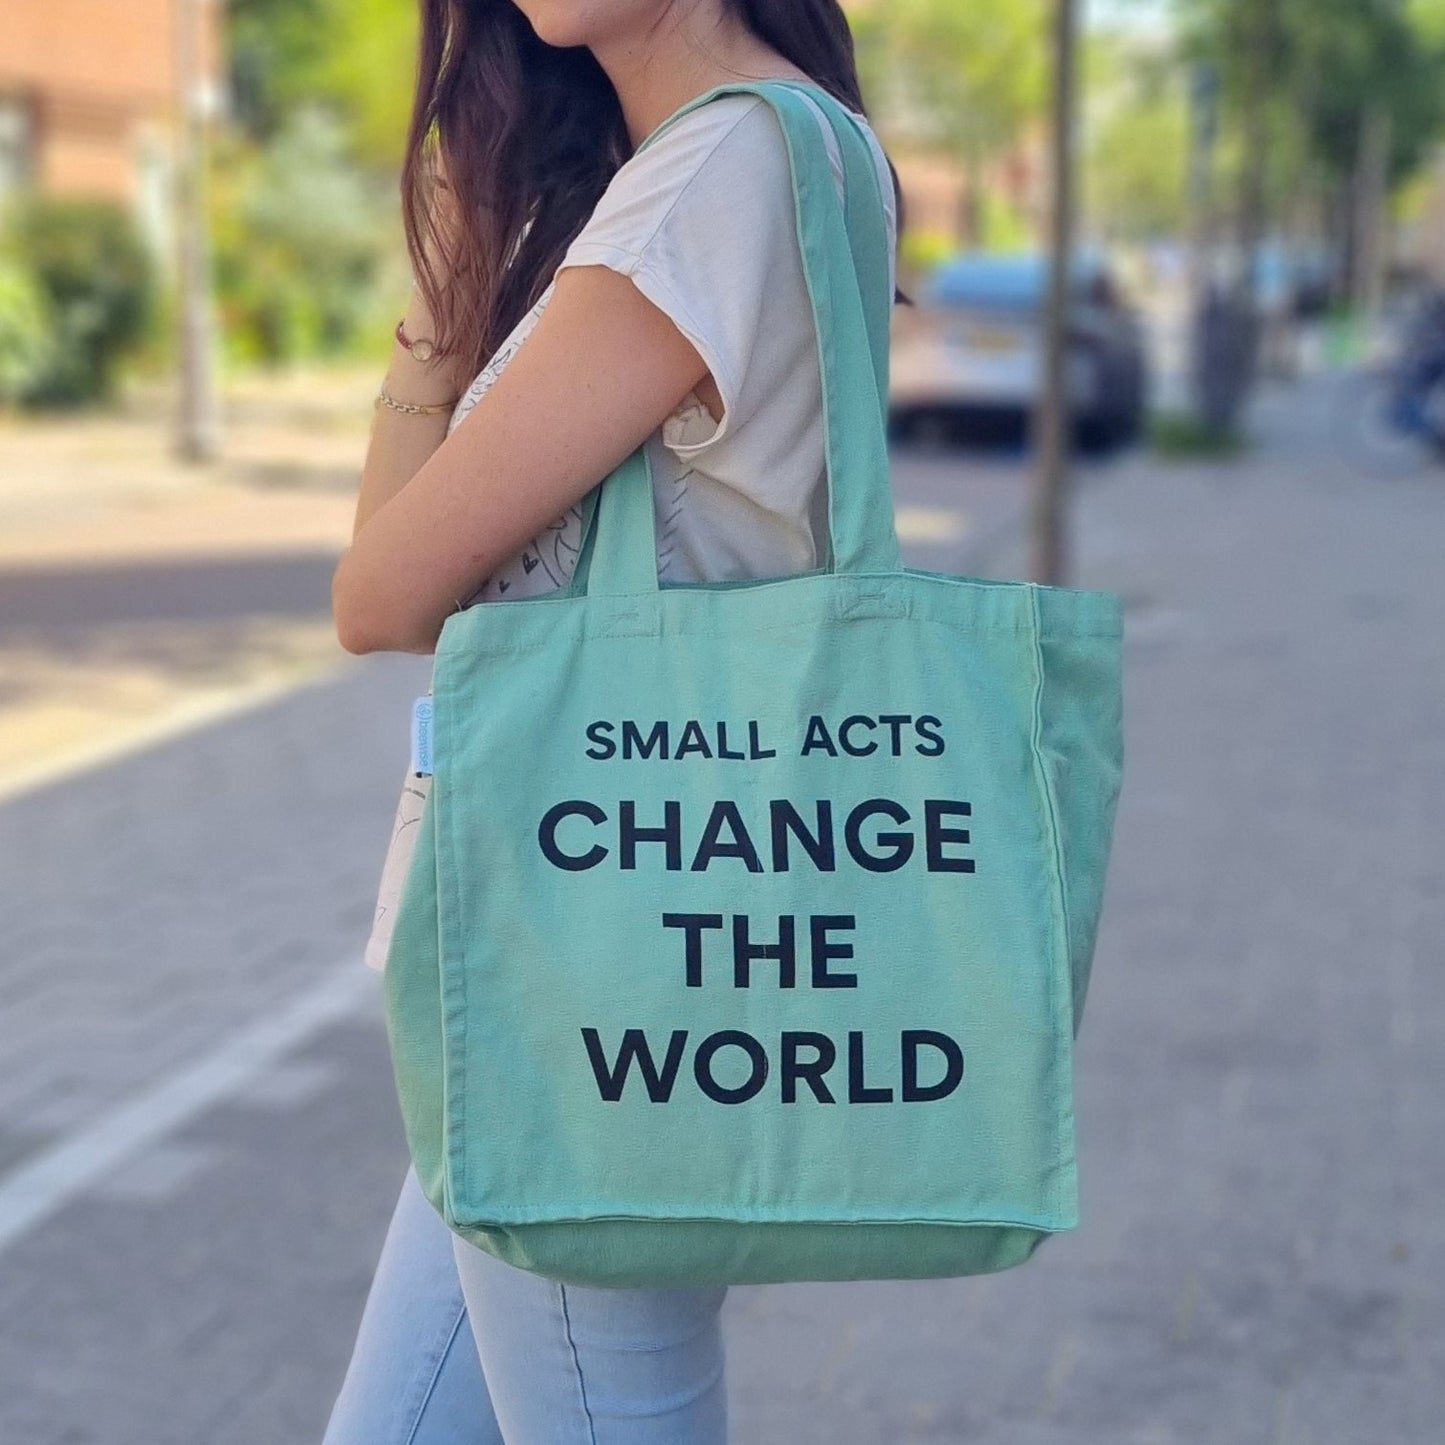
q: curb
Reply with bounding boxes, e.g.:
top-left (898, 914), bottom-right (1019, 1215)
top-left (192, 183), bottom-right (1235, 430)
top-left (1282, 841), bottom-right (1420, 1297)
top-left (0, 658), bottom-right (357, 809)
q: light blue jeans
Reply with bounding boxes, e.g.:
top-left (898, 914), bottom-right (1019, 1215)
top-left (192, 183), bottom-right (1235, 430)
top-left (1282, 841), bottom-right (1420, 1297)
top-left (321, 1163), bottom-right (729, 1444)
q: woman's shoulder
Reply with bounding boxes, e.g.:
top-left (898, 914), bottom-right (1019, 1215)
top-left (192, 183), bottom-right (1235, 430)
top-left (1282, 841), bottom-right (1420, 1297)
top-left (567, 93), bottom-right (778, 256)
top-left (566, 86), bottom-right (893, 269)
top-left (623, 89), bottom-right (784, 173)
top-left (612, 86), bottom-right (888, 194)
top-left (635, 89), bottom-right (774, 161)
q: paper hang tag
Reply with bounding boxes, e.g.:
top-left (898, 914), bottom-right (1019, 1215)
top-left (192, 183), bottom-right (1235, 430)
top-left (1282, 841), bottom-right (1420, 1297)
top-left (410, 694), bottom-right (435, 777)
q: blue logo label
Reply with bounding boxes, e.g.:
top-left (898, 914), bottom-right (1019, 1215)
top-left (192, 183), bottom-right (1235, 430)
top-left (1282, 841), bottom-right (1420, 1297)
top-left (411, 695), bottom-right (435, 776)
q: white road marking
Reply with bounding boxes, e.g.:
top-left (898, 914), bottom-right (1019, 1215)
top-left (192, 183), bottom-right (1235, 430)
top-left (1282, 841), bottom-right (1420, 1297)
top-left (0, 659), bottom-right (355, 808)
top-left (0, 963), bottom-right (379, 1256)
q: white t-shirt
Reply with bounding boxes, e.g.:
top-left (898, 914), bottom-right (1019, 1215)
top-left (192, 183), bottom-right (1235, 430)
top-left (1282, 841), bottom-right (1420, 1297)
top-left (450, 86), bottom-right (898, 601)
top-left (363, 86), bottom-right (896, 971)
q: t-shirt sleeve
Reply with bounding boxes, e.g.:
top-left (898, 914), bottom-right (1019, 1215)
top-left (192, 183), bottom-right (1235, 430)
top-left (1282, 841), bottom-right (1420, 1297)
top-left (552, 94), bottom-right (802, 456)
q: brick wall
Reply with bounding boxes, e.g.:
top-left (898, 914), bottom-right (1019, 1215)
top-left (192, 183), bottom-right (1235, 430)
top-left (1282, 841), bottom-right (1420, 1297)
top-left (0, 0), bottom-right (222, 205)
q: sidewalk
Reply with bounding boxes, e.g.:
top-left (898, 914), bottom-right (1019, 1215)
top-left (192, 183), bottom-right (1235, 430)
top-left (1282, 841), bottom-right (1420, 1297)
top-left (0, 368), bottom-right (371, 798)
top-left (0, 366), bottom-right (374, 568)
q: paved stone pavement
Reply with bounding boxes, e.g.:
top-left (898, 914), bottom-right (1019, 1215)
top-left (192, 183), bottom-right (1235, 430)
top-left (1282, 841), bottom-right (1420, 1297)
top-left (1, 378), bottom-right (1441, 1443)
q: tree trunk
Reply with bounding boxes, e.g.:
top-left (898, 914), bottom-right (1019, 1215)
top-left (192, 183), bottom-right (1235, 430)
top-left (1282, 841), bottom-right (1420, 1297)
top-left (955, 147), bottom-right (985, 250)
top-left (173, 0), bottom-right (220, 464)
top-left (1032, 0), bottom-right (1078, 588)
top-left (1352, 106), bottom-right (1392, 330)
top-left (1223, 0), bottom-right (1282, 299)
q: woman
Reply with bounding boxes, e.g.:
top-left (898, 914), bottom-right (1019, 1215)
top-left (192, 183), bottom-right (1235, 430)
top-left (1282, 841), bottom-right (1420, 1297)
top-left (325, 1), bottom-right (902, 1439)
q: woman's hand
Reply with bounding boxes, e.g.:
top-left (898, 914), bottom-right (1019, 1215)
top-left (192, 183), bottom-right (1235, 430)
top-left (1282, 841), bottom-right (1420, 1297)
top-left (344, 173), bottom-right (475, 550)
top-left (398, 171), bottom-right (472, 399)
top-left (331, 262), bottom-right (714, 656)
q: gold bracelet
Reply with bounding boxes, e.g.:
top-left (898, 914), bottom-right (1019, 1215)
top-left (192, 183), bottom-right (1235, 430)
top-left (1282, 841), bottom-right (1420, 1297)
top-left (375, 385), bottom-right (459, 416)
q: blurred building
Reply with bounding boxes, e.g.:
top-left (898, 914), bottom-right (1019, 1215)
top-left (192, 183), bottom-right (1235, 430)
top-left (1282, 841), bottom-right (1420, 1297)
top-left (0, 0), bottom-right (225, 263)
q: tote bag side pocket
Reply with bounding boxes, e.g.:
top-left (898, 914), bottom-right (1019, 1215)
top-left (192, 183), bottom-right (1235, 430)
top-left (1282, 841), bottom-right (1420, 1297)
top-left (1030, 600), bottom-right (1125, 1040)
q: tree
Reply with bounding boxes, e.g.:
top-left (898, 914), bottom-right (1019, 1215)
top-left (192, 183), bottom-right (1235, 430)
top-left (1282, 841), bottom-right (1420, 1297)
top-left (1175, 0), bottom-right (1445, 254)
top-left (1412, 0), bottom-right (1445, 45)
top-left (1284, 0), bottom-right (1442, 189)
top-left (226, 0), bottom-right (330, 141)
top-left (1083, 29), bottom-right (1192, 242)
top-left (215, 0), bottom-right (407, 367)
top-left (853, 0), bottom-right (1048, 247)
top-left (227, 0), bottom-right (417, 168)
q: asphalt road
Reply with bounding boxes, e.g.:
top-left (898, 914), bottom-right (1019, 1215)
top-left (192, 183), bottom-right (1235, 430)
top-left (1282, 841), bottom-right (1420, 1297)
top-left (2, 402), bottom-right (1442, 1443)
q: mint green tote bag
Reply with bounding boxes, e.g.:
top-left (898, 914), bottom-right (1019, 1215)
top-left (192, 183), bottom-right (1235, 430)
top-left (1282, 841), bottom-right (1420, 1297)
top-left (383, 79), bottom-right (1124, 1289)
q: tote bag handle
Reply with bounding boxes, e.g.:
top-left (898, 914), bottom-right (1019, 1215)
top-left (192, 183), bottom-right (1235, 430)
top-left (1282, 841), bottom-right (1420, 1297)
top-left (790, 83), bottom-right (894, 430)
top-left (628, 79), bottom-right (893, 426)
top-left (571, 79), bottom-right (901, 599)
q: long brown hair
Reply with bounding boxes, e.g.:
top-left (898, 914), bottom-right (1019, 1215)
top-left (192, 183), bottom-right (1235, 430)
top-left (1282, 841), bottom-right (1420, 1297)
top-left (402, 0), bottom-right (907, 387)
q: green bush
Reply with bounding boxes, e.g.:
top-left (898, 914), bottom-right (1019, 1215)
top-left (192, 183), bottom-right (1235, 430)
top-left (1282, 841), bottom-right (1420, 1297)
top-left (1, 195), bottom-right (158, 407)
top-left (211, 103), bottom-right (395, 367)
top-left (1148, 409), bottom-right (1248, 459)
top-left (0, 245), bottom-right (55, 406)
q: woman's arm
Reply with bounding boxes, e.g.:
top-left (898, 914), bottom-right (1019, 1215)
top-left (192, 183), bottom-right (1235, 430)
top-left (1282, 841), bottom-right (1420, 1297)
top-left (351, 285), bottom-right (473, 542)
top-left (332, 262), bottom-right (713, 656)
top-left (350, 176), bottom-right (473, 541)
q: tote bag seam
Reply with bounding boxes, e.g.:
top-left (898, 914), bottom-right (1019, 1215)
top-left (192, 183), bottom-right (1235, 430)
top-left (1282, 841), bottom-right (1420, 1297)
top-left (433, 673), bottom-right (472, 1227)
top-left (440, 601), bottom-right (1114, 661)
top-left (438, 1202), bottom-right (1066, 1228)
top-left (1026, 584), bottom-right (1077, 1224)
top-left (437, 577), bottom-right (1120, 645)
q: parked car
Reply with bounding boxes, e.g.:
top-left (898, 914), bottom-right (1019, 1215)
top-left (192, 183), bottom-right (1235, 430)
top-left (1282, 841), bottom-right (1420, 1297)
top-left (889, 250), bottom-right (1149, 452)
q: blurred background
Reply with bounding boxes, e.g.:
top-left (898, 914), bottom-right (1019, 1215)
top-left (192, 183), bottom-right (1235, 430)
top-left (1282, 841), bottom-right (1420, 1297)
top-left (1, 1), bottom-right (1442, 1440)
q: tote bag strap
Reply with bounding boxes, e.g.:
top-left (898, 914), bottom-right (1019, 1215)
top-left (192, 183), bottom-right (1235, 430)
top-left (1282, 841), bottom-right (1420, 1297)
top-left (630, 78), bottom-right (893, 409)
top-left (787, 83), bottom-right (894, 430)
top-left (689, 81), bottom-right (895, 427)
top-left (573, 78), bottom-right (901, 599)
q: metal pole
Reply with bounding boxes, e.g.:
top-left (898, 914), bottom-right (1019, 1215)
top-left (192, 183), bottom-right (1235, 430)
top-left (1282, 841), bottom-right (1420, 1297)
top-left (1353, 106), bottom-right (1392, 345)
top-left (1031, 0), bottom-right (1078, 587)
top-left (1186, 62), bottom-right (1219, 425)
top-left (1187, 64), bottom-right (1219, 319)
top-left (173, 0), bottom-right (220, 462)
